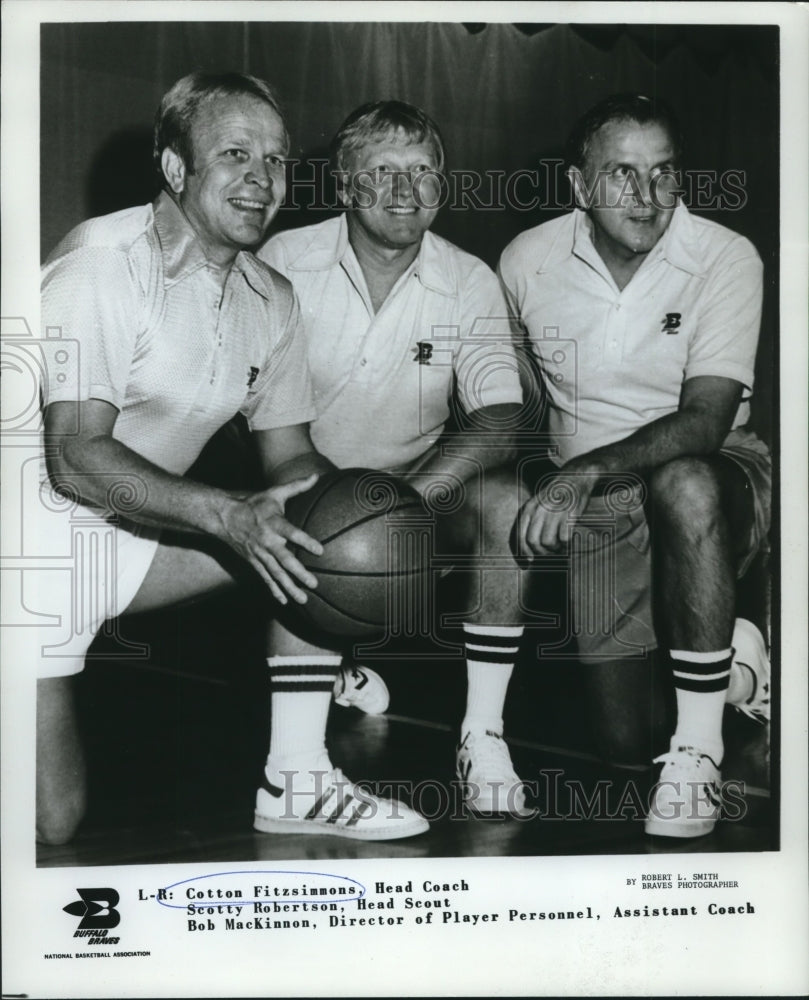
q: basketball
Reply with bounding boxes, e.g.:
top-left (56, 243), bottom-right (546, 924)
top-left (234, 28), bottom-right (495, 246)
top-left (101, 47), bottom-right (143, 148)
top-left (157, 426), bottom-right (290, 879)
top-left (284, 468), bottom-right (432, 637)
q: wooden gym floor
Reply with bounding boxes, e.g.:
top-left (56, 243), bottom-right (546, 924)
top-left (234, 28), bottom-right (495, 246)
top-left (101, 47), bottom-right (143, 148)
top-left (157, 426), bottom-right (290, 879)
top-left (37, 587), bottom-right (775, 868)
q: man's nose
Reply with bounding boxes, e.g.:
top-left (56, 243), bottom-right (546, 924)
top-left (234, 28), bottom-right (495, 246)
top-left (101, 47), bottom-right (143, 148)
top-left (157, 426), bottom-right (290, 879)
top-left (392, 170), bottom-right (415, 201)
top-left (246, 163), bottom-right (272, 189)
top-left (634, 174), bottom-right (654, 207)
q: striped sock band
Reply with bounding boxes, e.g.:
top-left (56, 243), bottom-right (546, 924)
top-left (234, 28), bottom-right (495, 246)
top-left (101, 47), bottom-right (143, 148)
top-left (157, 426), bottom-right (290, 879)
top-left (268, 655), bottom-right (341, 693)
top-left (267, 655), bottom-right (341, 765)
top-left (462, 625), bottom-right (524, 736)
top-left (670, 648), bottom-right (732, 693)
top-left (669, 648), bottom-right (732, 765)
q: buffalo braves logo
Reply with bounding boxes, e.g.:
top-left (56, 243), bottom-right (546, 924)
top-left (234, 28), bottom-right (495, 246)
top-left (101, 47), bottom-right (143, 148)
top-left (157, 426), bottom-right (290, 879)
top-left (247, 366), bottom-right (260, 387)
top-left (413, 342), bottom-right (433, 364)
top-left (661, 313), bottom-right (682, 334)
top-left (63, 889), bottom-right (120, 929)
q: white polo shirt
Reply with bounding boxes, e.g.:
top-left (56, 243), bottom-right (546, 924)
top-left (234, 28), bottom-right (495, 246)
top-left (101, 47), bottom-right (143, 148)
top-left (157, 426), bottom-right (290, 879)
top-left (260, 216), bottom-right (523, 470)
top-left (498, 204), bottom-right (763, 465)
top-left (33, 194), bottom-right (317, 677)
top-left (42, 192), bottom-right (316, 476)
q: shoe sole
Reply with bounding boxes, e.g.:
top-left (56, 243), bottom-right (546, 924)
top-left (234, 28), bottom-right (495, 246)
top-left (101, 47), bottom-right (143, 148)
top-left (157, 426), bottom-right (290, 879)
top-left (644, 816), bottom-right (716, 838)
top-left (333, 693), bottom-right (390, 715)
top-left (253, 812), bottom-right (429, 841)
top-left (463, 802), bottom-right (532, 818)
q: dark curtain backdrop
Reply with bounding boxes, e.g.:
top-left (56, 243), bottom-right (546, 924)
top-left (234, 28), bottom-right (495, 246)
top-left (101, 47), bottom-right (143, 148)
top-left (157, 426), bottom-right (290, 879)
top-left (40, 21), bottom-right (778, 442)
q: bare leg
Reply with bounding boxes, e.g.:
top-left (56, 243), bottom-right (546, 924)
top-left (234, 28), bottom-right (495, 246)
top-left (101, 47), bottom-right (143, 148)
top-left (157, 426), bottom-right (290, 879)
top-left (435, 463), bottom-right (530, 626)
top-left (124, 535), bottom-right (242, 615)
top-left (37, 676), bottom-right (86, 844)
top-left (649, 455), bottom-right (755, 766)
top-left (576, 456), bottom-right (753, 767)
top-left (649, 455), bottom-right (753, 651)
top-left (36, 539), bottom-right (242, 844)
top-left (432, 463), bottom-right (532, 814)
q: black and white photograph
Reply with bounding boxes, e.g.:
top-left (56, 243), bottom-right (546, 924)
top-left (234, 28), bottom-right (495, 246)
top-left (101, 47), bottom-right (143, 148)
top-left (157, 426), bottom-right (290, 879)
top-left (2, 2), bottom-right (807, 996)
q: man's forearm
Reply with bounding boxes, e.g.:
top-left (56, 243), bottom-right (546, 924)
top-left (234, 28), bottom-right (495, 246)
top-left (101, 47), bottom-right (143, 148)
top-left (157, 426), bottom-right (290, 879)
top-left (564, 407), bottom-right (731, 481)
top-left (50, 434), bottom-right (244, 542)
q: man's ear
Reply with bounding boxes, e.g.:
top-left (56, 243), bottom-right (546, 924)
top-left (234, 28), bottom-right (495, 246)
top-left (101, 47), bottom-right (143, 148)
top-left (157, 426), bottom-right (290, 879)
top-left (161, 147), bottom-right (187, 195)
top-left (334, 170), bottom-right (352, 209)
top-left (567, 165), bottom-right (589, 210)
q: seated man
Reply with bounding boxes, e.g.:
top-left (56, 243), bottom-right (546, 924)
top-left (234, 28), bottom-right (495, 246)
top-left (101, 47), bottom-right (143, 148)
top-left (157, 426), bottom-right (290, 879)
top-left (499, 93), bottom-right (771, 838)
top-left (36, 72), bottom-right (426, 845)
top-left (259, 100), bottom-right (535, 818)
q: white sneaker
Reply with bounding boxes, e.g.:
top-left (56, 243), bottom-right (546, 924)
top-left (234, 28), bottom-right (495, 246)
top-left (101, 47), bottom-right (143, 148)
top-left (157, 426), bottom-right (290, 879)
top-left (645, 746), bottom-right (722, 838)
top-left (728, 618), bottom-right (771, 723)
top-left (254, 760), bottom-right (428, 841)
top-left (456, 730), bottom-right (528, 816)
top-left (333, 665), bottom-right (390, 715)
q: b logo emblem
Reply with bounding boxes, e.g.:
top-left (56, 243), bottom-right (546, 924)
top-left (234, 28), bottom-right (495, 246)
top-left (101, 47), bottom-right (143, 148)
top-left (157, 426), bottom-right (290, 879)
top-left (413, 342), bottom-right (433, 365)
top-left (661, 313), bottom-right (682, 334)
top-left (63, 888), bottom-right (121, 929)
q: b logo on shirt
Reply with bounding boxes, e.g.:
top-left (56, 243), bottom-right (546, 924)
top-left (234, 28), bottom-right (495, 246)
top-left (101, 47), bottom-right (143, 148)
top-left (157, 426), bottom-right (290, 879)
top-left (661, 313), bottom-right (682, 334)
top-left (413, 342), bottom-right (433, 365)
top-left (247, 366), bottom-right (260, 387)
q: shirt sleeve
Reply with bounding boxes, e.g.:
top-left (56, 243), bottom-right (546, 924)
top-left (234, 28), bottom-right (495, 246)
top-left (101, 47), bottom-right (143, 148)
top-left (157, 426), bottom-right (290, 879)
top-left (685, 243), bottom-right (763, 393)
top-left (454, 259), bottom-right (524, 414)
top-left (242, 288), bottom-right (318, 431)
top-left (40, 247), bottom-right (142, 410)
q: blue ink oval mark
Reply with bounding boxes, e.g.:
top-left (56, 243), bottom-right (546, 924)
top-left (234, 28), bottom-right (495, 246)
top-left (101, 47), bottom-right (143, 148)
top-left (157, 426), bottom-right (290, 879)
top-left (156, 870), bottom-right (366, 910)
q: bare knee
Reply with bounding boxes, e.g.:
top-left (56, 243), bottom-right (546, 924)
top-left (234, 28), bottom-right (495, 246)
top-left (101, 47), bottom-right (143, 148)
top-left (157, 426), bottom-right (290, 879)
top-left (649, 457), bottom-right (723, 535)
top-left (460, 465), bottom-right (527, 553)
top-left (37, 676), bottom-right (87, 845)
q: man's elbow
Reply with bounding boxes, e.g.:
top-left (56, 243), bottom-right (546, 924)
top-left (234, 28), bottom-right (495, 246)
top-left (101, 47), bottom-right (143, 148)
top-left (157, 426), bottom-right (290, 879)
top-left (44, 440), bottom-right (94, 505)
top-left (499, 433), bottom-right (520, 465)
top-left (693, 413), bottom-right (736, 454)
top-left (45, 460), bottom-right (82, 505)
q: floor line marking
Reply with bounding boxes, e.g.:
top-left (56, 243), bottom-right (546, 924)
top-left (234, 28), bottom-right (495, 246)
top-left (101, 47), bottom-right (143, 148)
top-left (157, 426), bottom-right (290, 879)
top-left (382, 714), bottom-right (771, 798)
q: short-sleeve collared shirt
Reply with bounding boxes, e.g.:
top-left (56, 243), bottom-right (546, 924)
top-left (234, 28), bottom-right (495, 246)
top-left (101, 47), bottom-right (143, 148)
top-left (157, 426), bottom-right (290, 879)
top-left (498, 203), bottom-right (763, 465)
top-left (259, 215), bottom-right (523, 470)
top-left (41, 192), bottom-right (316, 476)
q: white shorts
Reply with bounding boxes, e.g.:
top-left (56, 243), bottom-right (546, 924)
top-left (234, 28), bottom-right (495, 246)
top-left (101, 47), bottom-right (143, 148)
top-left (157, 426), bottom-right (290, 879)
top-left (13, 495), bottom-right (161, 679)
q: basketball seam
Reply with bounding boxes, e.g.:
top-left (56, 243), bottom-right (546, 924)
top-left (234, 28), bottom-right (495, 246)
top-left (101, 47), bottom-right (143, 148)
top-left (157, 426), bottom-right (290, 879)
top-left (303, 590), bottom-right (385, 629)
top-left (317, 500), bottom-right (426, 546)
top-left (293, 473), bottom-right (348, 534)
top-left (310, 567), bottom-right (429, 577)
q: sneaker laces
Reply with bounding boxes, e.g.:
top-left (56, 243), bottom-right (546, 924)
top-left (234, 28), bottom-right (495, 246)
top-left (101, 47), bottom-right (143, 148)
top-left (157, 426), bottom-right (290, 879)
top-left (463, 731), bottom-right (519, 779)
top-left (652, 746), bottom-right (718, 773)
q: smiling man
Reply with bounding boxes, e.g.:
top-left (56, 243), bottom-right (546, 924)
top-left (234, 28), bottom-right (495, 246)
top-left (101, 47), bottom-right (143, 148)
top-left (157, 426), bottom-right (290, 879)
top-left (35, 74), bottom-right (427, 845)
top-left (260, 101), bottom-right (534, 819)
top-left (499, 93), bottom-right (772, 838)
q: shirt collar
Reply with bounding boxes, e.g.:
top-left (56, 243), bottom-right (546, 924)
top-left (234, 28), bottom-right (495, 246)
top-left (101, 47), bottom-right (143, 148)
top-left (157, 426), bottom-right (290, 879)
top-left (414, 230), bottom-right (455, 297)
top-left (537, 202), bottom-right (706, 278)
top-left (152, 191), bottom-right (269, 297)
top-left (656, 202), bottom-right (707, 276)
top-left (285, 214), bottom-right (455, 297)
top-left (153, 191), bottom-right (210, 285)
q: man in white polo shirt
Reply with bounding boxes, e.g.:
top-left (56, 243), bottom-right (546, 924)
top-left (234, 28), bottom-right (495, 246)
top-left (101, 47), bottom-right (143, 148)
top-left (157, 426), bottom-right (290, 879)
top-left (36, 73), bottom-right (427, 845)
top-left (260, 100), bottom-right (533, 818)
top-left (499, 93), bottom-right (771, 838)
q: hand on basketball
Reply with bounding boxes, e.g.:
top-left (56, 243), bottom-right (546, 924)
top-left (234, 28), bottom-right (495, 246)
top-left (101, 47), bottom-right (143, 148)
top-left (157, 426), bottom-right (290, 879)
top-left (221, 474), bottom-right (323, 605)
top-left (519, 466), bottom-right (600, 558)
